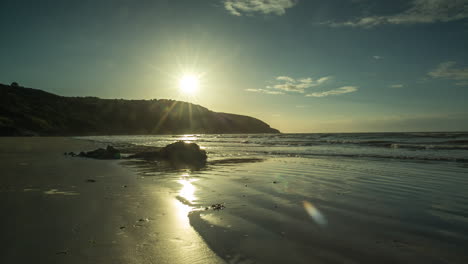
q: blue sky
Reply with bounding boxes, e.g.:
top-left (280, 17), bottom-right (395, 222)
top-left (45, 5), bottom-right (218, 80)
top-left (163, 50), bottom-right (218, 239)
top-left (1, 0), bottom-right (467, 132)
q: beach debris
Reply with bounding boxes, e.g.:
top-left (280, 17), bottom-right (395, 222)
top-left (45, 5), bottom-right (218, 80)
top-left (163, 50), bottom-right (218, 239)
top-left (86, 179), bottom-right (96, 183)
top-left (78, 145), bottom-right (121, 159)
top-left (119, 226), bottom-right (126, 230)
top-left (211, 203), bottom-right (225, 210)
top-left (55, 249), bottom-right (69, 255)
top-left (303, 201), bottom-right (327, 227)
top-left (44, 189), bottom-right (79, 196)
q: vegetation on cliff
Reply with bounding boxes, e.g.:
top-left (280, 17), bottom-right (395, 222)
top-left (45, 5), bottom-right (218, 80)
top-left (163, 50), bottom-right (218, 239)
top-left (0, 83), bottom-right (279, 136)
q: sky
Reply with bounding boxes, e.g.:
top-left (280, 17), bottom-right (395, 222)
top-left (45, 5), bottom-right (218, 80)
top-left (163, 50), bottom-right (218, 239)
top-left (1, 0), bottom-right (468, 133)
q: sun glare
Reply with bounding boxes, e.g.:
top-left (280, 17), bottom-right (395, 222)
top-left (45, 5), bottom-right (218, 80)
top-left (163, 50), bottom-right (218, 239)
top-left (179, 75), bottom-right (199, 95)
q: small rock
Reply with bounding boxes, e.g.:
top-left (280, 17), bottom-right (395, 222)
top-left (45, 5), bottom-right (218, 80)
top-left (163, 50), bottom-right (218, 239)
top-left (56, 250), bottom-right (68, 255)
top-left (78, 146), bottom-right (121, 159)
top-left (211, 203), bottom-right (225, 210)
top-left (86, 179), bottom-right (96, 183)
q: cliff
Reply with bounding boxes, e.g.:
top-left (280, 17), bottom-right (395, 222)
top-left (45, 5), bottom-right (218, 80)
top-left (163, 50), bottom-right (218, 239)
top-left (0, 83), bottom-right (280, 136)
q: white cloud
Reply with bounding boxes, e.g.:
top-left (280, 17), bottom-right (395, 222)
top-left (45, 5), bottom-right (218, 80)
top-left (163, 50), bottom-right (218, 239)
top-left (224, 0), bottom-right (297, 16)
top-left (328, 0), bottom-right (468, 28)
top-left (390, 84), bottom-right (404, 88)
top-left (267, 75), bottom-right (332, 93)
top-left (247, 75), bottom-right (357, 98)
top-left (245, 88), bottom-right (285, 94)
top-left (306, 86), bottom-right (358, 97)
top-left (373, 55), bottom-right (383, 60)
top-left (276, 76), bottom-right (295, 82)
top-left (428, 61), bottom-right (468, 81)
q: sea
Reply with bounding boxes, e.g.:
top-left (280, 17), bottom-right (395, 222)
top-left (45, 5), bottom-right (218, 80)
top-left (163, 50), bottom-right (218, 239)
top-left (80, 132), bottom-right (468, 263)
top-left (81, 132), bottom-right (468, 163)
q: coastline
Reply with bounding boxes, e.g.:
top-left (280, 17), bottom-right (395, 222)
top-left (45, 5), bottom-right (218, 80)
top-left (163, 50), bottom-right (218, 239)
top-left (0, 137), bottom-right (223, 264)
top-left (1, 136), bottom-right (467, 264)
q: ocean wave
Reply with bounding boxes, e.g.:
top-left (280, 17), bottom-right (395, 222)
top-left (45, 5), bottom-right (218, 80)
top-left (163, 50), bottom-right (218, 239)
top-left (390, 144), bottom-right (468, 151)
top-left (259, 151), bottom-right (468, 163)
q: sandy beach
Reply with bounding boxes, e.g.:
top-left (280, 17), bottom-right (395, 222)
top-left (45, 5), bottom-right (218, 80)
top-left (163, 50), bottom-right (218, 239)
top-left (0, 137), bottom-right (223, 264)
top-left (1, 136), bottom-right (468, 264)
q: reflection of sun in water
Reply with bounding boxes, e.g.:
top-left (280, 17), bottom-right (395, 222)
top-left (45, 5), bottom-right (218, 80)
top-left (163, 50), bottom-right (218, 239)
top-left (179, 75), bottom-right (199, 95)
top-left (178, 175), bottom-right (197, 203)
top-left (175, 173), bottom-right (198, 226)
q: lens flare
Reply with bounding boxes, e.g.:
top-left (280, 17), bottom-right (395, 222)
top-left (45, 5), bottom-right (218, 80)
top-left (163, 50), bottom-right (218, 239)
top-left (303, 201), bottom-right (327, 226)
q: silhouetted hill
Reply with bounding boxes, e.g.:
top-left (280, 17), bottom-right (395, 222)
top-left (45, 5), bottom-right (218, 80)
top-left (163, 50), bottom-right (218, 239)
top-left (0, 83), bottom-right (280, 136)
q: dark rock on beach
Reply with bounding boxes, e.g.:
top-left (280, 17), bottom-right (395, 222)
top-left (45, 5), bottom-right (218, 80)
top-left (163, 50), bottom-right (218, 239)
top-left (77, 141), bottom-right (207, 167)
top-left (128, 141), bottom-right (207, 167)
top-left (78, 146), bottom-right (121, 159)
top-left (159, 141), bottom-right (207, 166)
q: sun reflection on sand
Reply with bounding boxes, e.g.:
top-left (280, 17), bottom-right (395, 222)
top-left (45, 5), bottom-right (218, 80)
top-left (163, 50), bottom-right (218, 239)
top-left (178, 173), bottom-right (197, 203)
top-left (175, 173), bottom-right (198, 228)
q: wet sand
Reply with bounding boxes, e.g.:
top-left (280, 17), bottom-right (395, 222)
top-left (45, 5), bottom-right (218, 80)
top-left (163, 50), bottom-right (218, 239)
top-left (185, 157), bottom-right (468, 264)
top-left (2, 137), bottom-right (467, 264)
top-left (0, 137), bottom-right (223, 264)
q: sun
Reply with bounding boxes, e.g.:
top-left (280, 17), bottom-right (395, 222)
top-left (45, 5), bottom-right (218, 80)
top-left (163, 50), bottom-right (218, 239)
top-left (179, 75), bottom-right (199, 95)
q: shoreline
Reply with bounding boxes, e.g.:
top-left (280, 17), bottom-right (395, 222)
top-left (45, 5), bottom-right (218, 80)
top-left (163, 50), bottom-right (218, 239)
top-left (1, 136), bottom-right (467, 264)
top-left (0, 137), bottom-right (223, 264)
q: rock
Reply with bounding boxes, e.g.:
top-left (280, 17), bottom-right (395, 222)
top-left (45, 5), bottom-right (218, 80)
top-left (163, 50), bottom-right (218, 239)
top-left (86, 179), bottom-right (96, 183)
top-left (78, 145), bottom-right (121, 159)
top-left (74, 142), bottom-right (206, 168)
top-left (128, 151), bottom-right (161, 160)
top-left (159, 141), bottom-right (207, 166)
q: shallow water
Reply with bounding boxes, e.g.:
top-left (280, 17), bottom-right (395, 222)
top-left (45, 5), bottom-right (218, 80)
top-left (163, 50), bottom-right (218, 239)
top-left (82, 133), bottom-right (468, 263)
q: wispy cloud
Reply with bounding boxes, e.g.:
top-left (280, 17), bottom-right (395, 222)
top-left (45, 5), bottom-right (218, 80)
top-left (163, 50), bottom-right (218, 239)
top-left (373, 55), bottom-right (383, 60)
top-left (428, 61), bottom-right (468, 80)
top-left (327, 0), bottom-right (468, 28)
top-left (224, 0), bottom-right (297, 16)
top-left (245, 88), bottom-right (285, 94)
top-left (246, 75), bottom-right (357, 98)
top-left (306, 86), bottom-right (358, 97)
top-left (266, 75), bottom-right (331, 93)
top-left (390, 84), bottom-right (404, 88)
